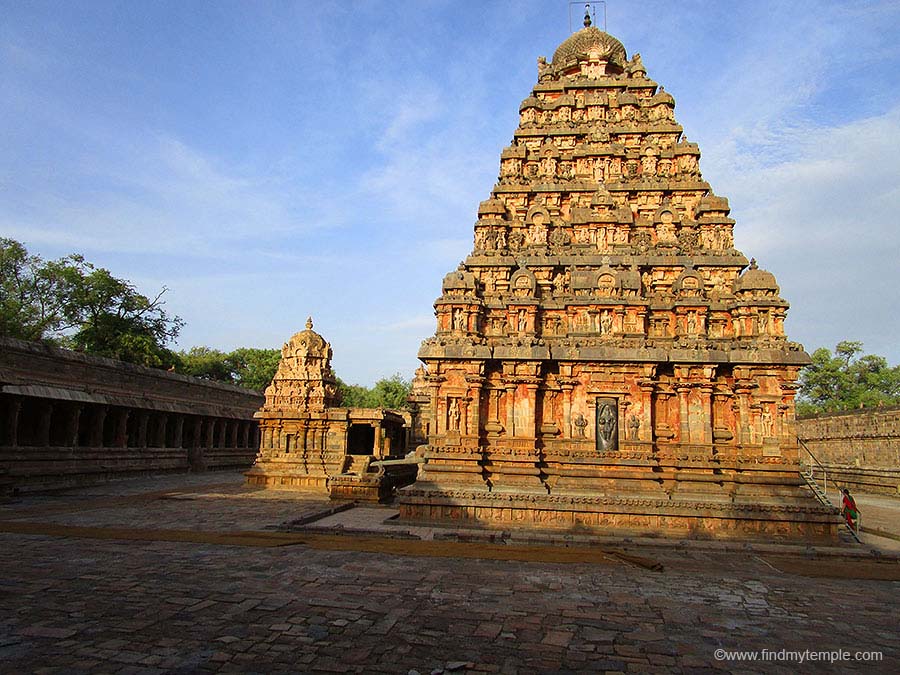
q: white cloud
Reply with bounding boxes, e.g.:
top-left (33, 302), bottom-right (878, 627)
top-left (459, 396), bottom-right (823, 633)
top-left (702, 105), bottom-right (900, 360)
top-left (0, 133), bottom-right (333, 259)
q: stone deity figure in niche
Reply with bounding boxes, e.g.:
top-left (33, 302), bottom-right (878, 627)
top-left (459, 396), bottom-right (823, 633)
top-left (517, 309), bottom-right (527, 333)
top-left (761, 409), bottom-right (774, 438)
top-left (453, 309), bottom-right (465, 332)
top-left (483, 229), bottom-right (497, 251)
top-left (628, 414), bottom-right (640, 441)
top-left (573, 413), bottom-right (587, 437)
top-left (600, 311), bottom-right (613, 335)
top-left (596, 399), bottom-right (618, 451)
top-left (448, 399), bottom-right (460, 432)
top-left (553, 272), bottom-right (566, 295)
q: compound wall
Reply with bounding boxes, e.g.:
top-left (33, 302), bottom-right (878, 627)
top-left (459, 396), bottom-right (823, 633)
top-left (797, 407), bottom-right (900, 495)
top-left (1, 337), bottom-right (263, 493)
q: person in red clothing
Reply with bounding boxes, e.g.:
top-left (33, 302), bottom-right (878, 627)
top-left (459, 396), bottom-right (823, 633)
top-left (841, 488), bottom-right (859, 530)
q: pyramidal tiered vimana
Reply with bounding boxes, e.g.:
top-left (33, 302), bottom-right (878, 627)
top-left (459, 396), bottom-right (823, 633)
top-left (399, 13), bottom-right (838, 541)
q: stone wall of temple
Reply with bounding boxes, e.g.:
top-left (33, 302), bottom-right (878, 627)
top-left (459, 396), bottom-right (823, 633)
top-left (798, 407), bottom-right (900, 495)
top-left (0, 337), bottom-right (263, 493)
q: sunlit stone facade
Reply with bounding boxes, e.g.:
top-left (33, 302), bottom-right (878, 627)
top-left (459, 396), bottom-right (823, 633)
top-left (400, 16), bottom-right (836, 540)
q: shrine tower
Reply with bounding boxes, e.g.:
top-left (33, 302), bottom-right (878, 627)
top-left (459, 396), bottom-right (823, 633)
top-left (399, 12), bottom-right (837, 540)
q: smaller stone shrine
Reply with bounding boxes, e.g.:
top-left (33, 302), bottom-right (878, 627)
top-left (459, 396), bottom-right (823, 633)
top-left (245, 318), bottom-right (415, 501)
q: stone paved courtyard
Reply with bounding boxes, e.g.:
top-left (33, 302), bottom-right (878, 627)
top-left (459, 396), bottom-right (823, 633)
top-left (1, 473), bottom-right (898, 674)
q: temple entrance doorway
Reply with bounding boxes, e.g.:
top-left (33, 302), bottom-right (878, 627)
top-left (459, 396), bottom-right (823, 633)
top-left (347, 424), bottom-right (375, 455)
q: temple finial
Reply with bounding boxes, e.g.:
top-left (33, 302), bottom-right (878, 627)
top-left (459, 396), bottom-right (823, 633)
top-left (306, 316), bottom-right (313, 330)
top-left (583, 4), bottom-right (592, 28)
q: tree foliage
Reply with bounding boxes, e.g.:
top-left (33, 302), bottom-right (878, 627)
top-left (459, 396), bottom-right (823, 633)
top-left (337, 373), bottom-right (411, 409)
top-left (797, 341), bottom-right (900, 416)
top-left (176, 346), bottom-right (281, 392)
top-left (0, 238), bottom-right (183, 367)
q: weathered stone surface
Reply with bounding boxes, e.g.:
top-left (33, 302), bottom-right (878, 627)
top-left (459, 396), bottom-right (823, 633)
top-left (400, 17), bottom-right (834, 540)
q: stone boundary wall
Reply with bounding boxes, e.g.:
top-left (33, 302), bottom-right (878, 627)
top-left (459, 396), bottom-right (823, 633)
top-left (797, 407), bottom-right (900, 495)
top-left (1, 337), bottom-right (264, 493)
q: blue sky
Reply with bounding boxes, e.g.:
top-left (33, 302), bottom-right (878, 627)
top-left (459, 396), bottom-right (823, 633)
top-left (3, 0), bottom-right (899, 385)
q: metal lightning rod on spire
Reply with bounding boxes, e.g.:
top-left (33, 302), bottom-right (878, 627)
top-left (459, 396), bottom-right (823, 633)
top-left (568, 1), bottom-right (607, 32)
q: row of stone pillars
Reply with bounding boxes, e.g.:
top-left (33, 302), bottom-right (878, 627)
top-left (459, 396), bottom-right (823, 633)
top-left (1, 394), bottom-right (258, 451)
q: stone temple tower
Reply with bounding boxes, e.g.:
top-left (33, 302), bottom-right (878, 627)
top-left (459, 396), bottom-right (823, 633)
top-left (399, 14), bottom-right (837, 540)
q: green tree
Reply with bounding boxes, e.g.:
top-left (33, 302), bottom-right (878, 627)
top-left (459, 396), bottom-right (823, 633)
top-left (371, 373), bottom-right (412, 409)
top-left (337, 373), bottom-right (411, 409)
top-left (53, 256), bottom-right (183, 367)
top-left (0, 239), bottom-right (183, 367)
top-left (177, 346), bottom-right (234, 382)
top-left (228, 347), bottom-right (281, 391)
top-left (336, 377), bottom-right (374, 407)
top-left (0, 238), bottom-right (66, 340)
top-left (176, 346), bottom-right (280, 391)
top-left (797, 341), bottom-right (900, 416)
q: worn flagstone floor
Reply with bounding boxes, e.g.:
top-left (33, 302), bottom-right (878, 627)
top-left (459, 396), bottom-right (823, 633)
top-left (0, 472), bottom-right (897, 674)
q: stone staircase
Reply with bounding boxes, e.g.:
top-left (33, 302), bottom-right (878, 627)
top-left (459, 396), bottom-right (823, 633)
top-left (342, 455), bottom-right (371, 476)
top-left (799, 439), bottom-right (860, 544)
top-left (800, 466), bottom-right (831, 507)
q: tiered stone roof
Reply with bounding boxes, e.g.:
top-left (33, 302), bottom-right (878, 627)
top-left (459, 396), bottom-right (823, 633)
top-left (420, 13), bottom-right (804, 366)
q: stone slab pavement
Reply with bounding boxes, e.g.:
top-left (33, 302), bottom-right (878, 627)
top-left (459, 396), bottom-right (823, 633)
top-left (0, 471), bottom-right (898, 674)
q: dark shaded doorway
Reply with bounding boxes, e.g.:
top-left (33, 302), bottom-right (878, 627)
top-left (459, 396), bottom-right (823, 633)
top-left (348, 424), bottom-right (375, 455)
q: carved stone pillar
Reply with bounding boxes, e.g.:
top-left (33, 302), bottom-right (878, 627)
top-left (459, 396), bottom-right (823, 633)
top-left (65, 404), bottom-right (82, 447)
top-left (190, 417), bottom-right (202, 449)
top-left (172, 415), bottom-right (184, 449)
top-left (228, 421), bottom-right (238, 448)
top-left (429, 381), bottom-right (441, 437)
top-left (466, 376), bottom-right (483, 439)
top-left (638, 381), bottom-right (655, 442)
top-left (4, 398), bottom-right (21, 447)
top-left (699, 385), bottom-right (713, 446)
top-left (505, 385), bottom-right (516, 437)
top-left (375, 424), bottom-right (384, 458)
top-left (204, 418), bottom-right (215, 448)
top-left (523, 383), bottom-right (539, 439)
top-left (157, 415), bottom-right (168, 448)
top-left (735, 385), bottom-right (752, 445)
top-left (114, 409), bottom-right (129, 448)
top-left (436, 396), bottom-right (447, 436)
top-left (137, 411), bottom-right (149, 448)
top-left (89, 405), bottom-right (106, 448)
top-left (240, 422), bottom-right (250, 448)
top-left (561, 383), bottom-right (574, 438)
top-left (676, 385), bottom-right (690, 444)
top-left (36, 402), bottom-right (54, 447)
top-left (216, 419), bottom-right (227, 448)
